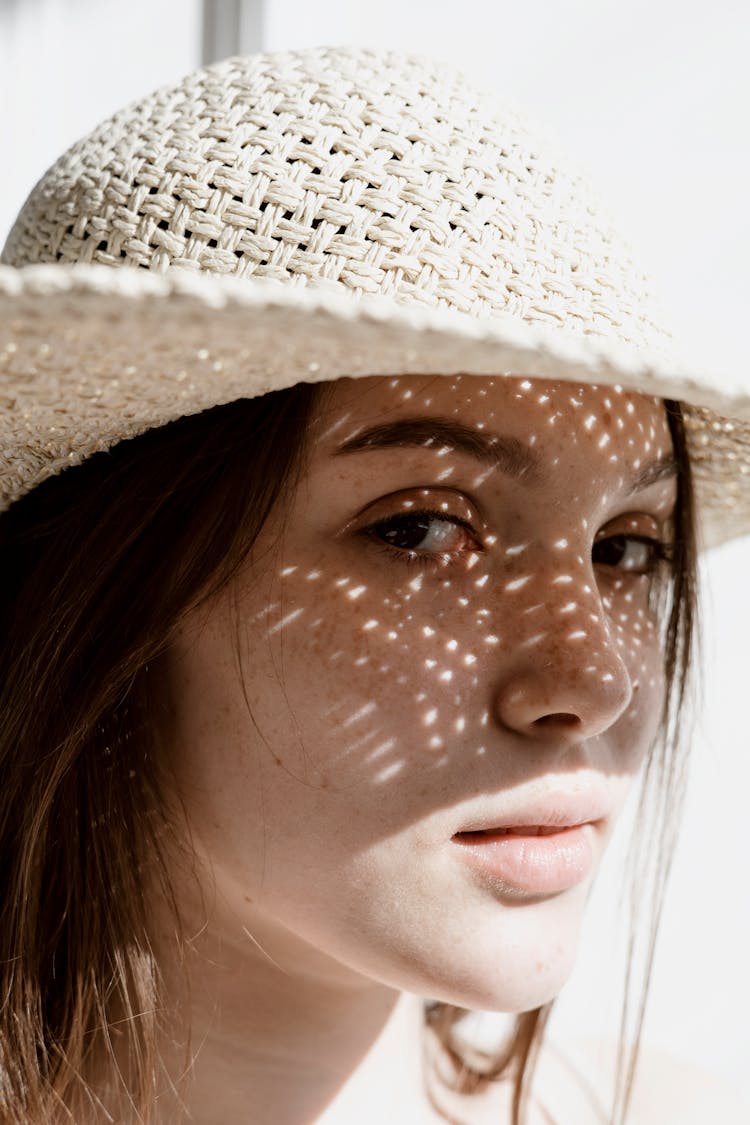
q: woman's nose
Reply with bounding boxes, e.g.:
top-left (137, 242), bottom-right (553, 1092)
top-left (491, 577), bottom-right (634, 742)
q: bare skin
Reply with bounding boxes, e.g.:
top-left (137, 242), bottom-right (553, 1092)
top-left (146, 373), bottom-right (678, 1124)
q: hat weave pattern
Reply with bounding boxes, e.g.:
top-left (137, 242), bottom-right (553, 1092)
top-left (4, 50), bottom-right (669, 358)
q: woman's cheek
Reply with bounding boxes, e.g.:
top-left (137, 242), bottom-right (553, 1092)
top-left (254, 568), bottom-right (484, 781)
top-left (609, 596), bottom-right (666, 771)
top-left (247, 550), bottom-right (668, 789)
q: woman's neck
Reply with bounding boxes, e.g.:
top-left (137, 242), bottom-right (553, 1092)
top-left (146, 883), bottom-right (441, 1124)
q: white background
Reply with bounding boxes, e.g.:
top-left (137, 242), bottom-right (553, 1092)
top-left (1, 0), bottom-right (748, 1106)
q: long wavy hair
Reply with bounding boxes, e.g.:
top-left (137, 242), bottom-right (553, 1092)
top-left (0, 381), bottom-right (697, 1125)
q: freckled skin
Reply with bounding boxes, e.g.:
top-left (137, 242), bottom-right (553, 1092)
top-left (161, 374), bottom-right (677, 1015)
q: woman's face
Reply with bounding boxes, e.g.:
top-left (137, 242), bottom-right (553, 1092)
top-left (162, 374), bottom-right (677, 1012)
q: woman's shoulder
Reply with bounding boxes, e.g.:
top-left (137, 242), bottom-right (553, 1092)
top-left (457, 1033), bottom-right (749, 1125)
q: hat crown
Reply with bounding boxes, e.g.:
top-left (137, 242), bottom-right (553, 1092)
top-left (2, 46), bottom-right (670, 361)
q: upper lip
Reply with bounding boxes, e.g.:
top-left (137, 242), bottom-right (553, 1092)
top-left (452, 787), bottom-right (612, 834)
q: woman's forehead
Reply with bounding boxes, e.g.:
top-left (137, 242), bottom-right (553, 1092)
top-left (312, 373), bottom-right (673, 477)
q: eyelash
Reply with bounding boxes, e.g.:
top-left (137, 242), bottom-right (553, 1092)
top-left (362, 509), bottom-right (674, 575)
top-left (592, 533), bottom-right (674, 574)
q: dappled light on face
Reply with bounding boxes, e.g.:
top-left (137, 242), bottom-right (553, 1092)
top-left (230, 372), bottom-right (676, 816)
top-left (268, 608), bottom-right (304, 635)
top-left (318, 409), bottom-right (355, 442)
top-left (504, 575), bottom-right (530, 592)
top-left (521, 632), bottom-right (548, 649)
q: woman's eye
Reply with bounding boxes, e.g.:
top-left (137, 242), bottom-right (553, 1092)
top-left (592, 533), bottom-right (671, 574)
top-left (364, 510), bottom-right (478, 564)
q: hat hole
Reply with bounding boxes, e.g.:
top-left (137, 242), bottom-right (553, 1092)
top-left (157, 220), bottom-right (169, 231)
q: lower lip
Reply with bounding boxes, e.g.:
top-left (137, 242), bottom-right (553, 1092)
top-left (452, 824), bottom-right (596, 895)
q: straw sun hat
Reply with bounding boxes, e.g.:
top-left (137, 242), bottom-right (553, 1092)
top-left (1, 46), bottom-right (748, 546)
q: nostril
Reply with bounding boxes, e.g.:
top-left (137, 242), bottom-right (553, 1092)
top-left (533, 713), bottom-right (581, 729)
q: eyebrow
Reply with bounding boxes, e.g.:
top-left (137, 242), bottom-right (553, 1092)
top-left (334, 417), bottom-right (541, 481)
top-left (334, 416), bottom-right (680, 495)
top-left (626, 454), bottom-right (679, 494)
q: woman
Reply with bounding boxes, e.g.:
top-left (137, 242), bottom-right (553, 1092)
top-left (0, 47), bottom-right (747, 1124)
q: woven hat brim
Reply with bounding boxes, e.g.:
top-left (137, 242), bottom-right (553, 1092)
top-left (2, 263), bottom-right (749, 549)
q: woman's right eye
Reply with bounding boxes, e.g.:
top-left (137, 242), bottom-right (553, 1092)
top-left (363, 510), bottom-right (480, 567)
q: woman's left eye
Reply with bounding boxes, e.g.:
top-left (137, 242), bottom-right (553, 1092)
top-left (363, 510), bottom-right (479, 566)
top-left (592, 533), bottom-right (672, 574)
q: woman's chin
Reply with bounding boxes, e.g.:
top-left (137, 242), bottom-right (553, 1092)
top-left (422, 960), bottom-right (575, 1015)
top-left (396, 901), bottom-right (585, 1013)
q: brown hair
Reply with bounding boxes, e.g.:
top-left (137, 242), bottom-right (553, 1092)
top-left (0, 387), bottom-right (697, 1124)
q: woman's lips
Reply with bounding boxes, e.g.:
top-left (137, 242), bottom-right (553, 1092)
top-left (460, 825), bottom-right (573, 836)
top-left (452, 823), bottom-right (596, 894)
